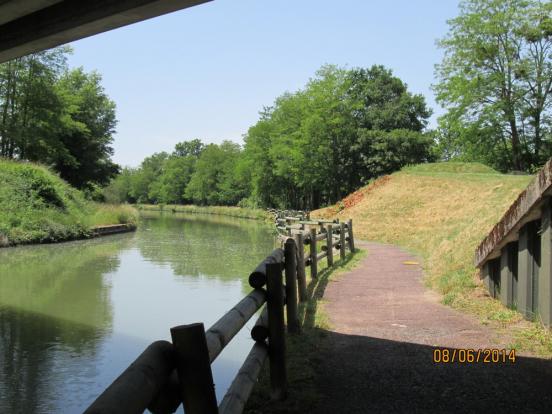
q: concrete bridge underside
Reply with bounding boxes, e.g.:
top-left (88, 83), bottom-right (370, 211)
top-left (0, 0), bottom-right (211, 63)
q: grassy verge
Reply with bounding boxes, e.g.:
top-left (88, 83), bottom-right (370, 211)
top-left (313, 161), bottom-right (552, 356)
top-left (0, 159), bottom-right (138, 247)
top-left (136, 204), bottom-right (272, 221)
top-left (87, 203), bottom-right (139, 228)
top-left (245, 248), bottom-right (367, 414)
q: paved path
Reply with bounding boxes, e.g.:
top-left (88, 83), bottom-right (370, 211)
top-left (311, 242), bottom-right (552, 414)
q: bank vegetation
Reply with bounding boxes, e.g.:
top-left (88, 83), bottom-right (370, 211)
top-left (0, 159), bottom-right (137, 247)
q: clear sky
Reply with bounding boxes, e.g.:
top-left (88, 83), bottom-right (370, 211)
top-left (67, 0), bottom-right (460, 167)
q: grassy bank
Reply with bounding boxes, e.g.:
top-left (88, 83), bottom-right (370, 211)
top-left (136, 204), bottom-right (272, 221)
top-left (0, 159), bottom-right (138, 246)
top-left (245, 248), bottom-right (366, 414)
top-left (313, 162), bottom-right (552, 356)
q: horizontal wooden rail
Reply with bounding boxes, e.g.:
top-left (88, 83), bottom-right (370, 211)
top-left (315, 233), bottom-right (327, 242)
top-left (205, 289), bottom-right (266, 362)
top-left (251, 305), bottom-right (269, 342)
top-left (84, 341), bottom-right (176, 414)
top-left (316, 251), bottom-right (327, 261)
top-left (284, 216), bottom-right (301, 221)
top-left (218, 342), bottom-right (269, 414)
top-left (249, 249), bottom-right (285, 289)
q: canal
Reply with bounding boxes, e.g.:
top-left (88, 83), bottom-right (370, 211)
top-left (0, 212), bottom-right (276, 413)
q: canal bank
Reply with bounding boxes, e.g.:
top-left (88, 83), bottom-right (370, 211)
top-left (0, 159), bottom-right (138, 247)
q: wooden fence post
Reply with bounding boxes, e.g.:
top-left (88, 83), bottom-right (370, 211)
top-left (266, 262), bottom-right (287, 400)
top-left (340, 223), bottom-right (346, 260)
top-left (326, 224), bottom-right (333, 267)
top-left (295, 233), bottom-right (308, 302)
top-left (284, 239), bottom-right (300, 333)
top-left (347, 219), bottom-right (355, 252)
top-left (170, 323), bottom-right (218, 414)
top-left (310, 228), bottom-right (318, 279)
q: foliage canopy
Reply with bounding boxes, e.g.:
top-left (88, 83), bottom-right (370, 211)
top-left (434, 0), bottom-right (552, 172)
top-left (108, 64), bottom-right (434, 209)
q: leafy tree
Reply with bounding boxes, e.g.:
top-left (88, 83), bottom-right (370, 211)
top-left (152, 155), bottom-right (196, 204)
top-left (129, 152), bottom-right (168, 203)
top-left (173, 139), bottom-right (204, 158)
top-left (185, 141), bottom-right (245, 205)
top-left (244, 64), bottom-right (432, 209)
top-left (108, 65), bottom-right (433, 210)
top-left (103, 167), bottom-right (136, 203)
top-left (52, 68), bottom-right (118, 188)
top-left (348, 65), bottom-right (431, 132)
top-left (355, 129), bottom-right (436, 178)
top-left (0, 47), bottom-right (119, 187)
top-left (434, 0), bottom-right (552, 172)
top-left (0, 48), bottom-right (68, 159)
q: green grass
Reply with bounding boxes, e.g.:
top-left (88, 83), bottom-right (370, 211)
top-left (245, 248), bottom-right (367, 414)
top-left (314, 161), bottom-right (552, 357)
top-left (0, 158), bottom-right (138, 246)
top-left (87, 203), bottom-right (139, 227)
top-left (136, 204), bottom-right (272, 221)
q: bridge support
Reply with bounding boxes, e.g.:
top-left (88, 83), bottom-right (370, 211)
top-left (483, 258), bottom-right (500, 299)
top-left (539, 198), bottom-right (552, 327)
top-left (500, 242), bottom-right (517, 309)
top-left (518, 221), bottom-right (541, 319)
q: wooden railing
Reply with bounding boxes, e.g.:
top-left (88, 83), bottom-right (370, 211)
top-left (274, 213), bottom-right (355, 280)
top-left (84, 215), bottom-right (355, 414)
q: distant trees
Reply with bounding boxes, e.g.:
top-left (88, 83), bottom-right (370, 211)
top-left (435, 0), bottom-right (552, 172)
top-left (108, 64), bottom-right (434, 209)
top-left (106, 140), bottom-right (249, 206)
top-left (0, 47), bottom-right (118, 189)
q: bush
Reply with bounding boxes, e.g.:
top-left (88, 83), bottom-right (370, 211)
top-left (0, 159), bottom-right (137, 246)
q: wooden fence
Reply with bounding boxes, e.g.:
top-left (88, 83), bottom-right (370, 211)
top-left (84, 214), bottom-right (355, 414)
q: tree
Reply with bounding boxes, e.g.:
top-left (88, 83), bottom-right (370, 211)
top-left (355, 129), bottom-right (436, 178)
top-left (52, 68), bottom-right (118, 189)
top-left (103, 167), bottom-right (136, 203)
top-left (348, 65), bottom-right (431, 132)
top-left (244, 64), bottom-right (432, 209)
top-left (108, 64), bottom-right (433, 209)
top-left (435, 0), bottom-right (552, 172)
top-left (185, 141), bottom-right (245, 205)
top-left (173, 139), bottom-right (204, 158)
top-left (0, 48), bottom-right (68, 159)
top-left (129, 152), bottom-right (168, 203)
top-left (0, 47), bottom-right (119, 188)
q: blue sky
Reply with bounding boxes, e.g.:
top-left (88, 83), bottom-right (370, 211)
top-left (67, 0), bottom-right (460, 167)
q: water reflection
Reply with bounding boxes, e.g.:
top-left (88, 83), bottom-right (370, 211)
top-left (137, 212), bottom-right (277, 287)
top-left (0, 213), bottom-right (276, 413)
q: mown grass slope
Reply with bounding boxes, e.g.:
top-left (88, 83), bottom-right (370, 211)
top-left (314, 162), bottom-right (530, 302)
top-left (312, 162), bottom-right (552, 354)
top-left (0, 159), bottom-right (137, 246)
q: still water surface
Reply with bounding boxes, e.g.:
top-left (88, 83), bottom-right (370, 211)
top-left (0, 212), bottom-right (276, 413)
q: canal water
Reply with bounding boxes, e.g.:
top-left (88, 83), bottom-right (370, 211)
top-left (0, 212), bottom-right (276, 413)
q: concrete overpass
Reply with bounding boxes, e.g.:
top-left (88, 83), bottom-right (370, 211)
top-left (0, 0), bottom-right (212, 63)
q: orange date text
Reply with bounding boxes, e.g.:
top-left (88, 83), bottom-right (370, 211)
top-left (433, 348), bottom-right (516, 363)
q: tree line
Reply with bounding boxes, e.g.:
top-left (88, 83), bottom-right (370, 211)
top-left (105, 65), bottom-right (434, 209)
top-left (0, 46), bottom-right (118, 191)
top-left (2, 0), bottom-right (551, 210)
